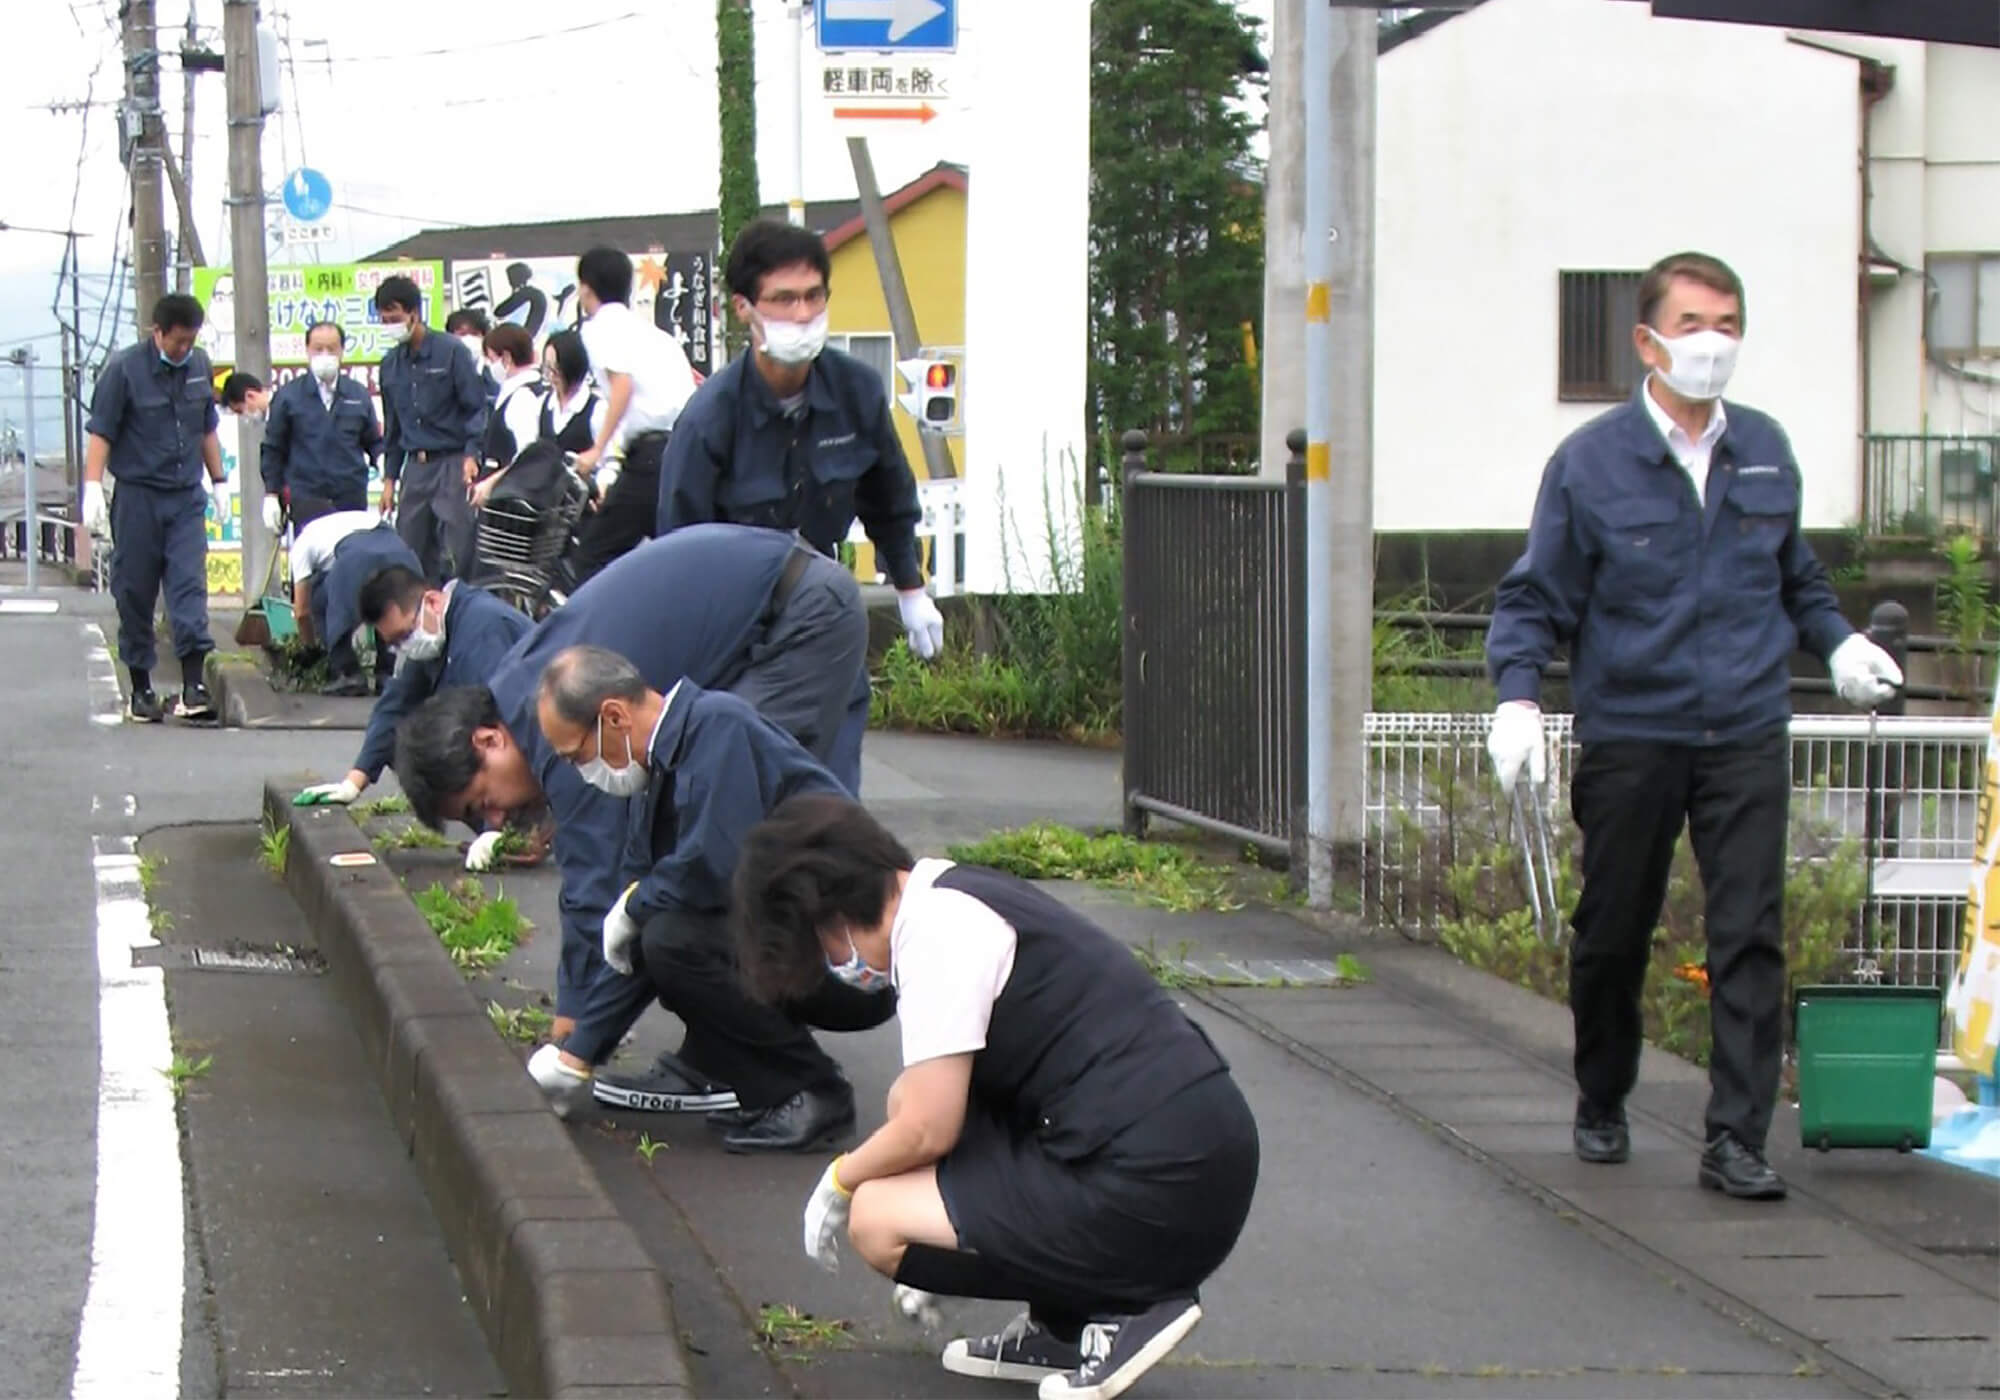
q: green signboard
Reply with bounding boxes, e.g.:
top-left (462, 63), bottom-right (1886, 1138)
top-left (192, 260), bottom-right (447, 367)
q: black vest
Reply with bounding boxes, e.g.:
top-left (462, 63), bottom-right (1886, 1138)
top-left (539, 391), bottom-right (601, 456)
top-left (482, 380), bottom-right (545, 468)
top-left (933, 865), bottom-right (1228, 1160)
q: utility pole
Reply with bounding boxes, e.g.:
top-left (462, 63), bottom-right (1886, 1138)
top-left (1259, 0), bottom-right (1304, 483)
top-left (177, 0), bottom-right (199, 291)
top-left (788, 1), bottom-right (807, 226)
top-left (122, 0), bottom-right (168, 336)
top-left (11, 348), bottom-right (42, 593)
top-left (224, 0), bottom-right (272, 601)
top-left (1302, 2), bottom-right (1377, 906)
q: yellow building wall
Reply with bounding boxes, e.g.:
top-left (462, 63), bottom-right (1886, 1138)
top-left (826, 181), bottom-right (966, 582)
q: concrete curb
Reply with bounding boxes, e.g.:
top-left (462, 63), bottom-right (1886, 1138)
top-left (209, 655), bottom-right (269, 728)
top-left (264, 780), bottom-right (692, 1399)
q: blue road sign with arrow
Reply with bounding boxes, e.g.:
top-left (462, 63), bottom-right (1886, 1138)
top-left (816, 0), bottom-right (956, 52)
top-left (281, 168), bottom-right (332, 223)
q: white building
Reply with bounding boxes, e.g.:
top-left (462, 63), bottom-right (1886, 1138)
top-left (1373, 0), bottom-right (2000, 537)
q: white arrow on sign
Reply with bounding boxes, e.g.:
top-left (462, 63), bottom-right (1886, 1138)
top-left (825, 0), bottom-right (946, 42)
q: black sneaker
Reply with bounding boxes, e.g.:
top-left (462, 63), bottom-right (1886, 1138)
top-left (177, 679), bottom-right (216, 721)
top-left (941, 1312), bottom-right (1083, 1385)
top-left (320, 671), bottom-right (370, 697)
top-left (128, 687), bottom-right (166, 723)
top-left (1038, 1299), bottom-right (1203, 1400)
top-left (591, 1050), bottom-right (739, 1113)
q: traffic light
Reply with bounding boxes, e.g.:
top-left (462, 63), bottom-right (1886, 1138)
top-left (896, 357), bottom-right (959, 429)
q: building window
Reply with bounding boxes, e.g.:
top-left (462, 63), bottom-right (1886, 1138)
top-left (828, 331), bottom-right (895, 405)
top-left (1927, 254), bottom-right (2000, 359)
top-left (1557, 270), bottom-right (1645, 402)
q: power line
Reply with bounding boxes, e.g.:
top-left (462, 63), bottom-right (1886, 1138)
top-left (300, 11), bottom-right (643, 63)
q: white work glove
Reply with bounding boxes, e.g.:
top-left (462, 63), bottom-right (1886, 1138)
top-left (261, 495), bottom-right (283, 534)
top-left (896, 588), bottom-right (945, 661)
top-left (295, 778), bottom-right (361, 807)
top-left (892, 1284), bottom-right (943, 1331)
top-left (81, 480), bottom-right (109, 537)
top-left (1829, 633), bottom-right (1904, 709)
top-left (593, 459), bottom-right (621, 500)
top-left (1487, 701), bottom-right (1547, 795)
top-left (601, 883), bottom-right (641, 976)
top-left (464, 830), bottom-right (505, 871)
top-left (526, 1043), bottom-right (593, 1121)
top-left (206, 474), bottom-right (231, 521)
top-left (802, 1156), bottom-right (852, 1271)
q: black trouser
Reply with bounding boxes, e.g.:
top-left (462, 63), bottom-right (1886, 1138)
top-left (569, 430), bottom-right (667, 586)
top-left (636, 910), bottom-right (896, 1109)
top-left (288, 484), bottom-right (368, 530)
top-left (1568, 728), bottom-right (1790, 1149)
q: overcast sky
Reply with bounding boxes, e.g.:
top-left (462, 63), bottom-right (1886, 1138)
top-left (0, 0), bottom-right (1273, 448)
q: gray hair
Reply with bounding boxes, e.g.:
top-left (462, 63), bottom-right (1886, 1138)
top-left (537, 645), bottom-right (648, 726)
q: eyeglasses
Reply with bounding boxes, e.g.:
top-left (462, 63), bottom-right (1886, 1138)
top-left (758, 286), bottom-right (829, 312)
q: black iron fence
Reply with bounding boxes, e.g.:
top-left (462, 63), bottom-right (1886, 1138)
top-left (1863, 433), bottom-right (2000, 541)
top-left (1121, 429), bottom-right (1305, 863)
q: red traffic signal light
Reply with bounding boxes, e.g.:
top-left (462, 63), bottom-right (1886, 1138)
top-left (925, 363), bottom-right (955, 390)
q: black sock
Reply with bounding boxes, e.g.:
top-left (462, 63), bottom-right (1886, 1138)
top-left (129, 667), bottom-right (151, 695)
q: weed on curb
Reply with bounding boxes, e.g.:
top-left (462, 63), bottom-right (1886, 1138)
top-left (162, 1052), bottom-right (213, 1097)
top-left (485, 1001), bottom-right (554, 1044)
top-left (258, 822), bottom-right (289, 879)
top-left (373, 822), bottom-right (454, 852)
top-left (416, 880), bottom-right (529, 972)
top-left (353, 794), bottom-right (411, 819)
top-left (756, 1303), bottom-right (851, 1358)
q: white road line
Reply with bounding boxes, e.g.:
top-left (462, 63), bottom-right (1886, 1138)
top-left (71, 626), bottom-right (182, 1400)
top-left (84, 632), bottom-right (124, 728)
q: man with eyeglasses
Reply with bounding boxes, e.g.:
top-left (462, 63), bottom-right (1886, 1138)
top-left (655, 219), bottom-right (943, 791)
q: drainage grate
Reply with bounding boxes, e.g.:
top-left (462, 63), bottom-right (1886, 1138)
top-left (134, 945), bottom-right (323, 975)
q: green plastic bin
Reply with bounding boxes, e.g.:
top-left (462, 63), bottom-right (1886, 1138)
top-left (1795, 984), bottom-right (1942, 1152)
top-left (260, 595), bottom-right (298, 643)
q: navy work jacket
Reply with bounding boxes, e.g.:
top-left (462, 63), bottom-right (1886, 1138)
top-left (1486, 388), bottom-right (1852, 746)
top-left (654, 347), bottom-right (925, 589)
top-left (621, 681), bottom-right (845, 920)
top-left (379, 329), bottom-right (488, 477)
top-left (354, 583), bottom-right (531, 782)
top-left (86, 340), bottom-right (220, 489)
top-left (264, 371), bottom-right (381, 501)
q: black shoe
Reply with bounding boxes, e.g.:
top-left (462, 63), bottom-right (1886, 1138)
top-left (705, 1106), bottom-right (757, 1131)
top-left (1699, 1133), bottom-right (1788, 1200)
top-left (592, 1051), bottom-right (739, 1113)
top-left (1574, 1098), bottom-right (1631, 1164)
top-left (128, 687), bottom-right (166, 723)
top-left (1040, 1298), bottom-right (1204, 1400)
top-left (319, 671), bottom-right (370, 698)
top-left (941, 1312), bottom-right (1084, 1385)
top-left (720, 1080), bottom-right (856, 1154)
top-left (177, 679), bottom-right (216, 721)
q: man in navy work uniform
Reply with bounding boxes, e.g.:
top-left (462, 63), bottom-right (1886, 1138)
top-left (79, 292), bottom-right (231, 723)
top-left (532, 647), bottom-right (894, 1153)
top-left (292, 564), bottom-right (532, 817)
top-left (376, 274), bottom-right (488, 582)
top-left (655, 219), bottom-right (946, 785)
top-left (391, 523), bottom-right (870, 1102)
top-left (1484, 251), bottom-right (1904, 1201)
top-left (259, 322), bottom-right (382, 534)
top-left (287, 509), bottom-right (416, 696)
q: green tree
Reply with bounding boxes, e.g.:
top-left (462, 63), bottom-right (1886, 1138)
top-left (1090, 0), bottom-right (1266, 467)
top-left (717, 0), bottom-right (761, 356)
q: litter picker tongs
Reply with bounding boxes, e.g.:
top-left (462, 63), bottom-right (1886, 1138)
top-left (1511, 777), bottom-right (1565, 943)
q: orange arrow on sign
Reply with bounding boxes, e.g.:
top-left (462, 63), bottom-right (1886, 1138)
top-left (831, 103), bottom-right (938, 122)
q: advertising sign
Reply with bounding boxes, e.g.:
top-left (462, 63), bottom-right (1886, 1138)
top-left (445, 250), bottom-right (716, 376)
top-left (193, 261), bottom-right (448, 367)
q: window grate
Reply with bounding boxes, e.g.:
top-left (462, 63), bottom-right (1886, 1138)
top-left (1558, 269), bottom-right (1645, 402)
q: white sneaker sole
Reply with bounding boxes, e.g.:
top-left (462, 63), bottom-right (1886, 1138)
top-left (940, 1339), bottom-right (1068, 1385)
top-left (1038, 1303), bottom-right (1202, 1400)
top-left (592, 1079), bottom-right (740, 1114)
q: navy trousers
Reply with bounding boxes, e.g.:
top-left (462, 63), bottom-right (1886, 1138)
top-left (110, 480), bottom-right (212, 678)
top-left (395, 454), bottom-right (474, 584)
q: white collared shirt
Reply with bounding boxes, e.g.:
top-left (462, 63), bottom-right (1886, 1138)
top-left (494, 368), bottom-right (545, 461)
top-left (1641, 374), bottom-right (1727, 507)
top-left (316, 375), bottom-right (337, 411)
top-left (889, 857), bottom-right (1019, 1067)
top-left (579, 301), bottom-right (697, 450)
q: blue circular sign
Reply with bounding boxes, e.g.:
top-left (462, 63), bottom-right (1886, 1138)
top-left (281, 167), bottom-right (333, 223)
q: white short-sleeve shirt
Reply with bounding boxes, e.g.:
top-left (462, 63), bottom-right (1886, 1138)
top-left (291, 509), bottom-right (380, 578)
top-left (578, 301), bottom-right (697, 450)
top-left (890, 858), bottom-right (1019, 1067)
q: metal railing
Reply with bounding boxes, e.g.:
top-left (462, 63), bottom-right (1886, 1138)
top-left (1863, 433), bottom-right (2000, 541)
top-left (1122, 429), bottom-right (1305, 862)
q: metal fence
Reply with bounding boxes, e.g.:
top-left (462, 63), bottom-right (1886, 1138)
top-left (1363, 711), bottom-right (1986, 1001)
top-left (1863, 433), bottom-right (2000, 540)
top-left (1122, 430), bottom-right (1305, 862)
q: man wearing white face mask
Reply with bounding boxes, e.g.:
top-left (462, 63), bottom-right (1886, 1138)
top-left (656, 219), bottom-right (940, 794)
top-left (260, 322), bottom-right (382, 534)
top-left (287, 508), bottom-right (418, 697)
top-left (568, 247), bottom-right (698, 583)
top-left (1486, 251), bottom-right (1903, 1202)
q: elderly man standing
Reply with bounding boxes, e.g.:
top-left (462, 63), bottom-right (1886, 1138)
top-left (260, 322), bottom-right (381, 532)
top-left (1485, 251), bottom-right (1903, 1200)
top-left (80, 292), bottom-right (231, 723)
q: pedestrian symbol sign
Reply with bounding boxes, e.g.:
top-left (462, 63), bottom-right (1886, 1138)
top-left (816, 0), bottom-right (956, 53)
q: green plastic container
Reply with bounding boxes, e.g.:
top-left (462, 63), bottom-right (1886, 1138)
top-left (1795, 984), bottom-right (1942, 1152)
top-left (260, 594), bottom-right (298, 643)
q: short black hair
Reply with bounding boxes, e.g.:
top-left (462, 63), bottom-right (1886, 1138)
top-left (356, 564), bottom-right (428, 627)
top-left (374, 275), bottom-right (423, 315)
top-left (152, 292), bottom-right (205, 333)
top-left (304, 319), bottom-right (347, 347)
top-left (724, 219), bottom-right (830, 305)
top-left (576, 247), bottom-right (632, 306)
top-left (220, 371), bottom-right (263, 409)
top-left (446, 308), bottom-right (490, 336)
top-left (394, 685), bottom-right (500, 831)
top-left (731, 793), bottom-right (913, 1004)
top-left (544, 329), bottom-right (589, 391)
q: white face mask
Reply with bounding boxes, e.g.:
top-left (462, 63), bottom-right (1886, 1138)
top-left (459, 334), bottom-right (485, 358)
top-left (309, 352), bottom-right (340, 384)
top-left (396, 595), bottom-right (447, 662)
top-left (381, 320), bottom-right (412, 344)
top-left (577, 714), bottom-right (648, 796)
top-left (1648, 328), bottom-right (1739, 402)
top-left (760, 310), bottom-right (829, 367)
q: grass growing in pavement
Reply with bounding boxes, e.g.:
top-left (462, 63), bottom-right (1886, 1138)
top-left (373, 822), bottom-right (454, 852)
top-left (137, 853), bottom-right (174, 936)
top-left (635, 1133), bottom-right (666, 1165)
top-left (162, 1052), bottom-right (213, 1097)
top-left (485, 1001), bottom-right (554, 1044)
top-left (258, 822), bottom-right (289, 879)
top-left (756, 1303), bottom-right (851, 1355)
top-left (947, 823), bottom-right (1245, 913)
top-left (416, 880), bottom-right (529, 972)
top-left (353, 794), bottom-right (411, 819)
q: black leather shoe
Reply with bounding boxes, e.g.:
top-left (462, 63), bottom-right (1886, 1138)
top-left (721, 1081), bottom-right (857, 1155)
top-left (1699, 1133), bottom-right (1787, 1200)
top-left (178, 679), bottom-right (216, 720)
top-left (1574, 1098), bottom-right (1630, 1164)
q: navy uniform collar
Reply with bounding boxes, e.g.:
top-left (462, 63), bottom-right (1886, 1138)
top-left (1613, 383), bottom-right (1743, 468)
top-left (743, 351), bottom-right (840, 427)
top-left (646, 678), bottom-right (697, 772)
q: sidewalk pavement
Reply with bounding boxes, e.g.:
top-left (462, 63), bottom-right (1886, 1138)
top-left (359, 730), bottom-right (1996, 1400)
